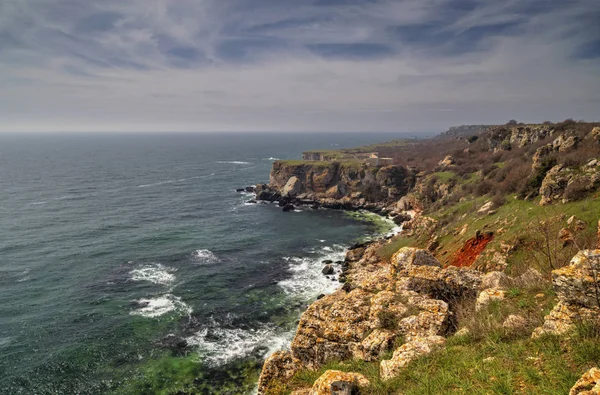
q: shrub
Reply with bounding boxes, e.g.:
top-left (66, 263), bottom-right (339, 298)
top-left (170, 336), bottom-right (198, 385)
top-left (564, 179), bottom-right (589, 201)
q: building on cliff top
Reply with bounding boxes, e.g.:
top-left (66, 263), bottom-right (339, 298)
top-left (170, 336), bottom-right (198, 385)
top-left (366, 153), bottom-right (393, 167)
top-left (301, 151), bottom-right (393, 166)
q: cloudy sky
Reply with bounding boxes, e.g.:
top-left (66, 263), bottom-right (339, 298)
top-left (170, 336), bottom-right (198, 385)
top-left (1, 0), bottom-right (599, 133)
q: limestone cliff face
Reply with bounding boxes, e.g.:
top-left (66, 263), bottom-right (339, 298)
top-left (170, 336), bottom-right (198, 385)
top-left (486, 124), bottom-right (556, 151)
top-left (267, 161), bottom-right (415, 203)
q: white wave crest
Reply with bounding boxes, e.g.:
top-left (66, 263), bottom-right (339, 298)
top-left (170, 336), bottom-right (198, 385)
top-left (278, 244), bottom-right (346, 299)
top-left (130, 294), bottom-right (191, 318)
top-left (138, 180), bottom-right (177, 188)
top-left (216, 161), bottom-right (251, 165)
top-left (192, 249), bottom-right (220, 264)
top-left (187, 323), bottom-right (292, 367)
top-left (130, 263), bottom-right (176, 285)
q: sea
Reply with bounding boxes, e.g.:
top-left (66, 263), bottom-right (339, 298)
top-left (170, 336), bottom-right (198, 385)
top-left (0, 132), bottom-right (407, 394)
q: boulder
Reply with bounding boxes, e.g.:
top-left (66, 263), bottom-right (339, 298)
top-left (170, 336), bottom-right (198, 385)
top-left (588, 127), bottom-right (600, 143)
top-left (322, 265), bottom-right (334, 275)
top-left (353, 329), bottom-right (397, 361)
top-left (515, 268), bottom-right (544, 288)
top-left (380, 335), bottom-right (446, 380)
top-left (569, 367), bottom-right (600, 395)
top-left (532, 301), bottom-right (599, 338)
top-left (438, 155), bottom-right (455, 168)
top-left (390, 247), bottom-right (441, 277)
top-left (478, 201), bottom-right (494, 214)
top-left (560, 228), bottom-right (575, 246)
top-left (309, 370), bottom-right (369, 395)
top-left (392, 251), bottom-right (482, 303)
top-left (346, 247), bottom-right (365, 262)
top-left (553, 250), bottom-right (600, 309)
top-left (282, 204), bottom-right (295, 212)
top-left (236, 188), bottom-right (245, 192)
top-left (325, 184), bottom-right (346, 199)
top-left (502, 314), bottom-right (528, 332)
top-left (475, 288), bottom-right (505, 311)
top-left (539, 165), bottom-right (570, 205)
top-left (481, 271), bottom-right (513, 290)
top-left (282, 176), bottom-right (303, 197)
top-left (245, 186), bottom-right (256, 193)
top-left (533, 250), bottom-right (600, 338)
top-left (532, 144), bottom-right (555, 170)
top-left (257, 351), bottom-right (298, 395)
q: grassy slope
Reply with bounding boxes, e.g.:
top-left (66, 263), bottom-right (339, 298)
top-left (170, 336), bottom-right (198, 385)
top-left (269, 193), bottom-right (600, 395)
top-left (269, 284), bottom-right (600, 395)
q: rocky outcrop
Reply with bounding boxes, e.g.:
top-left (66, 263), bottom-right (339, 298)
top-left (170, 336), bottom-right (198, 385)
top-left (257, 351), bottom-right (298, 395)
top-left (539, 162), bottom-right (600, 205)
top-left (380, 335), bottom-right (446, 380)
top-left (570, 367), bottom-right (600, 395)
top-left (588, 127), bottom-right (600, 143)
top-left (487, 124), bottom-right (556, 151)
top-left (533, 250), bottom-right (600, 338)
top-left (438, 155), bottom-right (455, 169)
top-left (258, 246), bottom-right (483, 392)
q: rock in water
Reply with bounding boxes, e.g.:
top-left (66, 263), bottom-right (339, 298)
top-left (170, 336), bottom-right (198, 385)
top-left (282, 203), bottom-right (295, 212)
top-left (322, 264), bottom-right (334, 275)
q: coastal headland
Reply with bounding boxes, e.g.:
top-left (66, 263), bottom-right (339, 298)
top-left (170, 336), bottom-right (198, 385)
top-left (251, 121), bottom-right (600, 394)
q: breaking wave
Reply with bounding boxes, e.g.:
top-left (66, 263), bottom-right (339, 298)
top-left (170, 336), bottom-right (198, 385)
top-left (186, 319), bottom-right (292, 367)
top-left (130, 294), bottom-right (191, 318)
top-left (278, 244), bottom-right (346, 299)
top-left (130, 263), bottom-right (176, 285)
top-left (192, 249), bottom-right (220, 264)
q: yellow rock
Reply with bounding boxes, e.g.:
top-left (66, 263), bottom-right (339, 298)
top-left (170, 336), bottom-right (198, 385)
top-left (570, 367), bottom-right (600, 395)
top-left (310, 370), bottom-right (369, 395)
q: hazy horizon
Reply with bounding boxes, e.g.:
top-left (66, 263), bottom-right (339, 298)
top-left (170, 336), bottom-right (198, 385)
top-left (1, 0), bottom-right (599, 133)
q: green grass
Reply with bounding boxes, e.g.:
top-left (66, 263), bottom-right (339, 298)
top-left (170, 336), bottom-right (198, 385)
top-left (275, 160), bottom-right (334, 167)
top-left (430, 171), bottom-right (456, 182)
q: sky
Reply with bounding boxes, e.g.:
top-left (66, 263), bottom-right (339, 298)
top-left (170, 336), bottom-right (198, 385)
top-left (0, 0), bottom-right (599, 133)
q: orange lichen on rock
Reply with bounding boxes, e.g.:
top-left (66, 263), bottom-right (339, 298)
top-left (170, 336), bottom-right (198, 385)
top-left (448, 231), bottom-right (494, 268)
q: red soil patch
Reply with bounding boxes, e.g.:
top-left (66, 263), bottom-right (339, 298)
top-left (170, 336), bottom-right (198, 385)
top-left (449, 232), bottom-right (494, 268)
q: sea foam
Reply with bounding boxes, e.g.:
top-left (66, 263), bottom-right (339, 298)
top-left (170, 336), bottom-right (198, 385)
top-left (278, 244), bottom-right (346, 299)
top-left (192, 249), bottom-right (220, 264)
top-left (130, 263), bottom-right (176, 285)
top-left (130, 294), bottom-right (191, 318)
top-left (187, 320), bottom-right (292, 367)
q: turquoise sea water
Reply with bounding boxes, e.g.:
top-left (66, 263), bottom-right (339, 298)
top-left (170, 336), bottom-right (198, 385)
top-left (0, 132), bottom-right (405, 394)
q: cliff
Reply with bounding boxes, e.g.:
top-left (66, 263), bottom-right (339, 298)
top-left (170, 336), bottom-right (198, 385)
top-left (256, 160), bottom-right (415, 211)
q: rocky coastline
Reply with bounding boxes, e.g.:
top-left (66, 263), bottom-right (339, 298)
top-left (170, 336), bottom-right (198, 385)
top-left (245, 123), bottom-right (600, 394)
